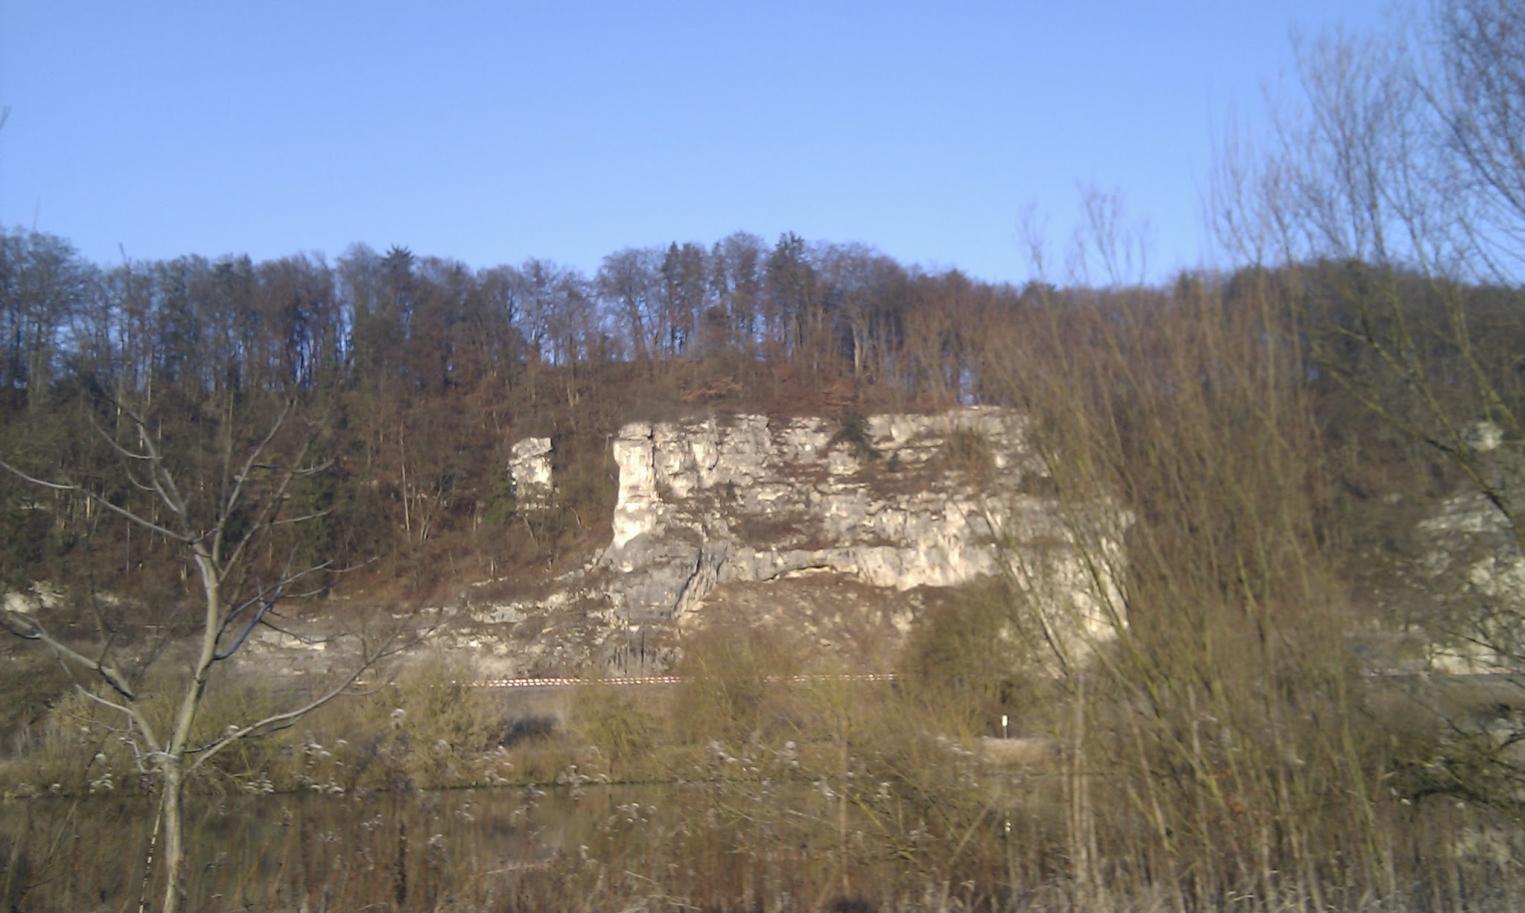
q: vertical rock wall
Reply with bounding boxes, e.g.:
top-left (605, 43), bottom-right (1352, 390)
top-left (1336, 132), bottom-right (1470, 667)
top-left (471, 407), bottom-right (1128, 675)
top-left (598, 407), bottom-right (1127, 656)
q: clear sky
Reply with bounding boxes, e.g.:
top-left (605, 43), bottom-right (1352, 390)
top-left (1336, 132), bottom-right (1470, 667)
top-left (1, 1), bottom-right (1394, 285)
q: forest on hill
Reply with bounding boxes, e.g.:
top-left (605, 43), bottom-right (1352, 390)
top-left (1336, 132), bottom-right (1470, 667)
top-left (0, 227), bottom-right (1054, 593)
top-left (1, 227), bottom-right (1517, 599)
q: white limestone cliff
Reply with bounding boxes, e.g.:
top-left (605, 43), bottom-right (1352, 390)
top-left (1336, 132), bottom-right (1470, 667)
top-left (597, 407), bottom-right (1126, 655)
top-left (509, 437), bottom-right (554, 501)
top-left (467, 407), bottom-right (1128, 675)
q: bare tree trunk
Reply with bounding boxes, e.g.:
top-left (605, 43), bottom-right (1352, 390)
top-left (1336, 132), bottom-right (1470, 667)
top-left (399, 426), bottom-right (413, 537)
top-left (158, 764), bottom-right (186, 913)
top-left (158, 550), bottom-right (220, 913)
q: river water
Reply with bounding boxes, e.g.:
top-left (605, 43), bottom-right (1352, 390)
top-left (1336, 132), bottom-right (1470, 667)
top-left (3, 780), bottom-right (911, 912)
top-left (4, 785), bottom-right (685, 911)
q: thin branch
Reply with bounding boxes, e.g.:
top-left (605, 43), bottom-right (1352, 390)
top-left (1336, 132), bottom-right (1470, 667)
top-left (76, 688), bottom-right (161, 756)
top-left (215, 555), bottom-right (331, 639)
top-left (86, 410), bottom-right (153, 462)
top-left (256, 617), bottom-right (342, 647)
top-left (212, 592), bottom-right (280, 661)
top-left (86, 589), bottom-right (118, 663)
top-left (136, 425), bottom-right (189, 524)
top-left (215, 399), bottom-right (293, 563)
top-left (282, 583), bottom-right (330, 601)
top-left (292, 458), bottom-right (334, 478)
top-left (3, 609), bottom-right (137, 701)
top-left (120, 462), bottom-right (160, 495)
top-left (0, 457), bottom-right (79, 492)
top-left (37, 635), bottom-right (162, 754)
top-left (187, 628), bottom-right (430, 773)
top-left (0, 457), bottom-right (192, 542)
top-left (212, 560), bottom-right (334, 661)
top-left (99, 394), bottom-right (192, 526)
top-left (218, 437), bottom-right (314, 581)
top-left (271, 507), bottom-right (333, 527)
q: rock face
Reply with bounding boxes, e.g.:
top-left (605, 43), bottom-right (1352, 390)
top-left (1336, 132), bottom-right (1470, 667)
top-left (509, 437), bottom-right (554, 502)
top-left (2, 583), bottom-right (64, 617)
top-left (461, 407), bottom-right (1126, 675)
top-left (597, 407), bottom-right (1125, 655)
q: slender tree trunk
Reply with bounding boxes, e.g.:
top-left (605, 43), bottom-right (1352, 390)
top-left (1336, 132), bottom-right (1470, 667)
top-left (135, 790), bottom-right (164, 913)
top-left (158, 763), bottom-right (185, 913)
top-left (399, 426), bottom-right (413, 537)
top-left (158, 551), bottom-right (222, 913)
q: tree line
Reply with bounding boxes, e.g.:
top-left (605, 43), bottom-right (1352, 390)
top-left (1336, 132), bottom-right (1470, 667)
top-left (0, 228), bottom-right (1053, 592)
top-left (0, 231), bottom-right (1012, 409)
top-left (4, 220), bottom-right (1519, 592)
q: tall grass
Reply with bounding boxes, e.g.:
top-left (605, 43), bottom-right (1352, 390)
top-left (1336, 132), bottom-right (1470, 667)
top-left (965, 273), bottom-right (1522, 911)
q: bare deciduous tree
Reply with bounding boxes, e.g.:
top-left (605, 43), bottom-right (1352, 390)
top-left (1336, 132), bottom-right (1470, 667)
top-left (1213, 0), bottom-right (1525, 809)
top-left (0, 395), bottom-right (422, 913)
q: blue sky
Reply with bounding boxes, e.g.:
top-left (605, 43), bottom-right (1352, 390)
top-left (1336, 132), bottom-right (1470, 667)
top-left (1, 1), bottom-right (1393, 284)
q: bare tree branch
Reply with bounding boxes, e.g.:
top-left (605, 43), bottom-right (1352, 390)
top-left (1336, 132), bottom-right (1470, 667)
top-left (218, 436), bottom-right (314, 581)
top-left (186, 626), bottom-right (432, 773)
top-left (2, 609), bottom-right (137, 701)
top-left (0, 456), bottom-right (192, 542)
top-left (214, 399), bottom-right (293, 563)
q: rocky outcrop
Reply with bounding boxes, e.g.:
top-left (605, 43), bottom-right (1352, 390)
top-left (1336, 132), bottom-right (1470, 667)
top-left (461, 407), bottom-right (1127, 675)
top-left (509, 437), bottom-right (554, 503)
top-left (598, 408), bottom-right (1125, 652)
top-left (2, 583), bottom-right (63, 617)
top-left (1414, 490), bottom-right (1524, 673)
